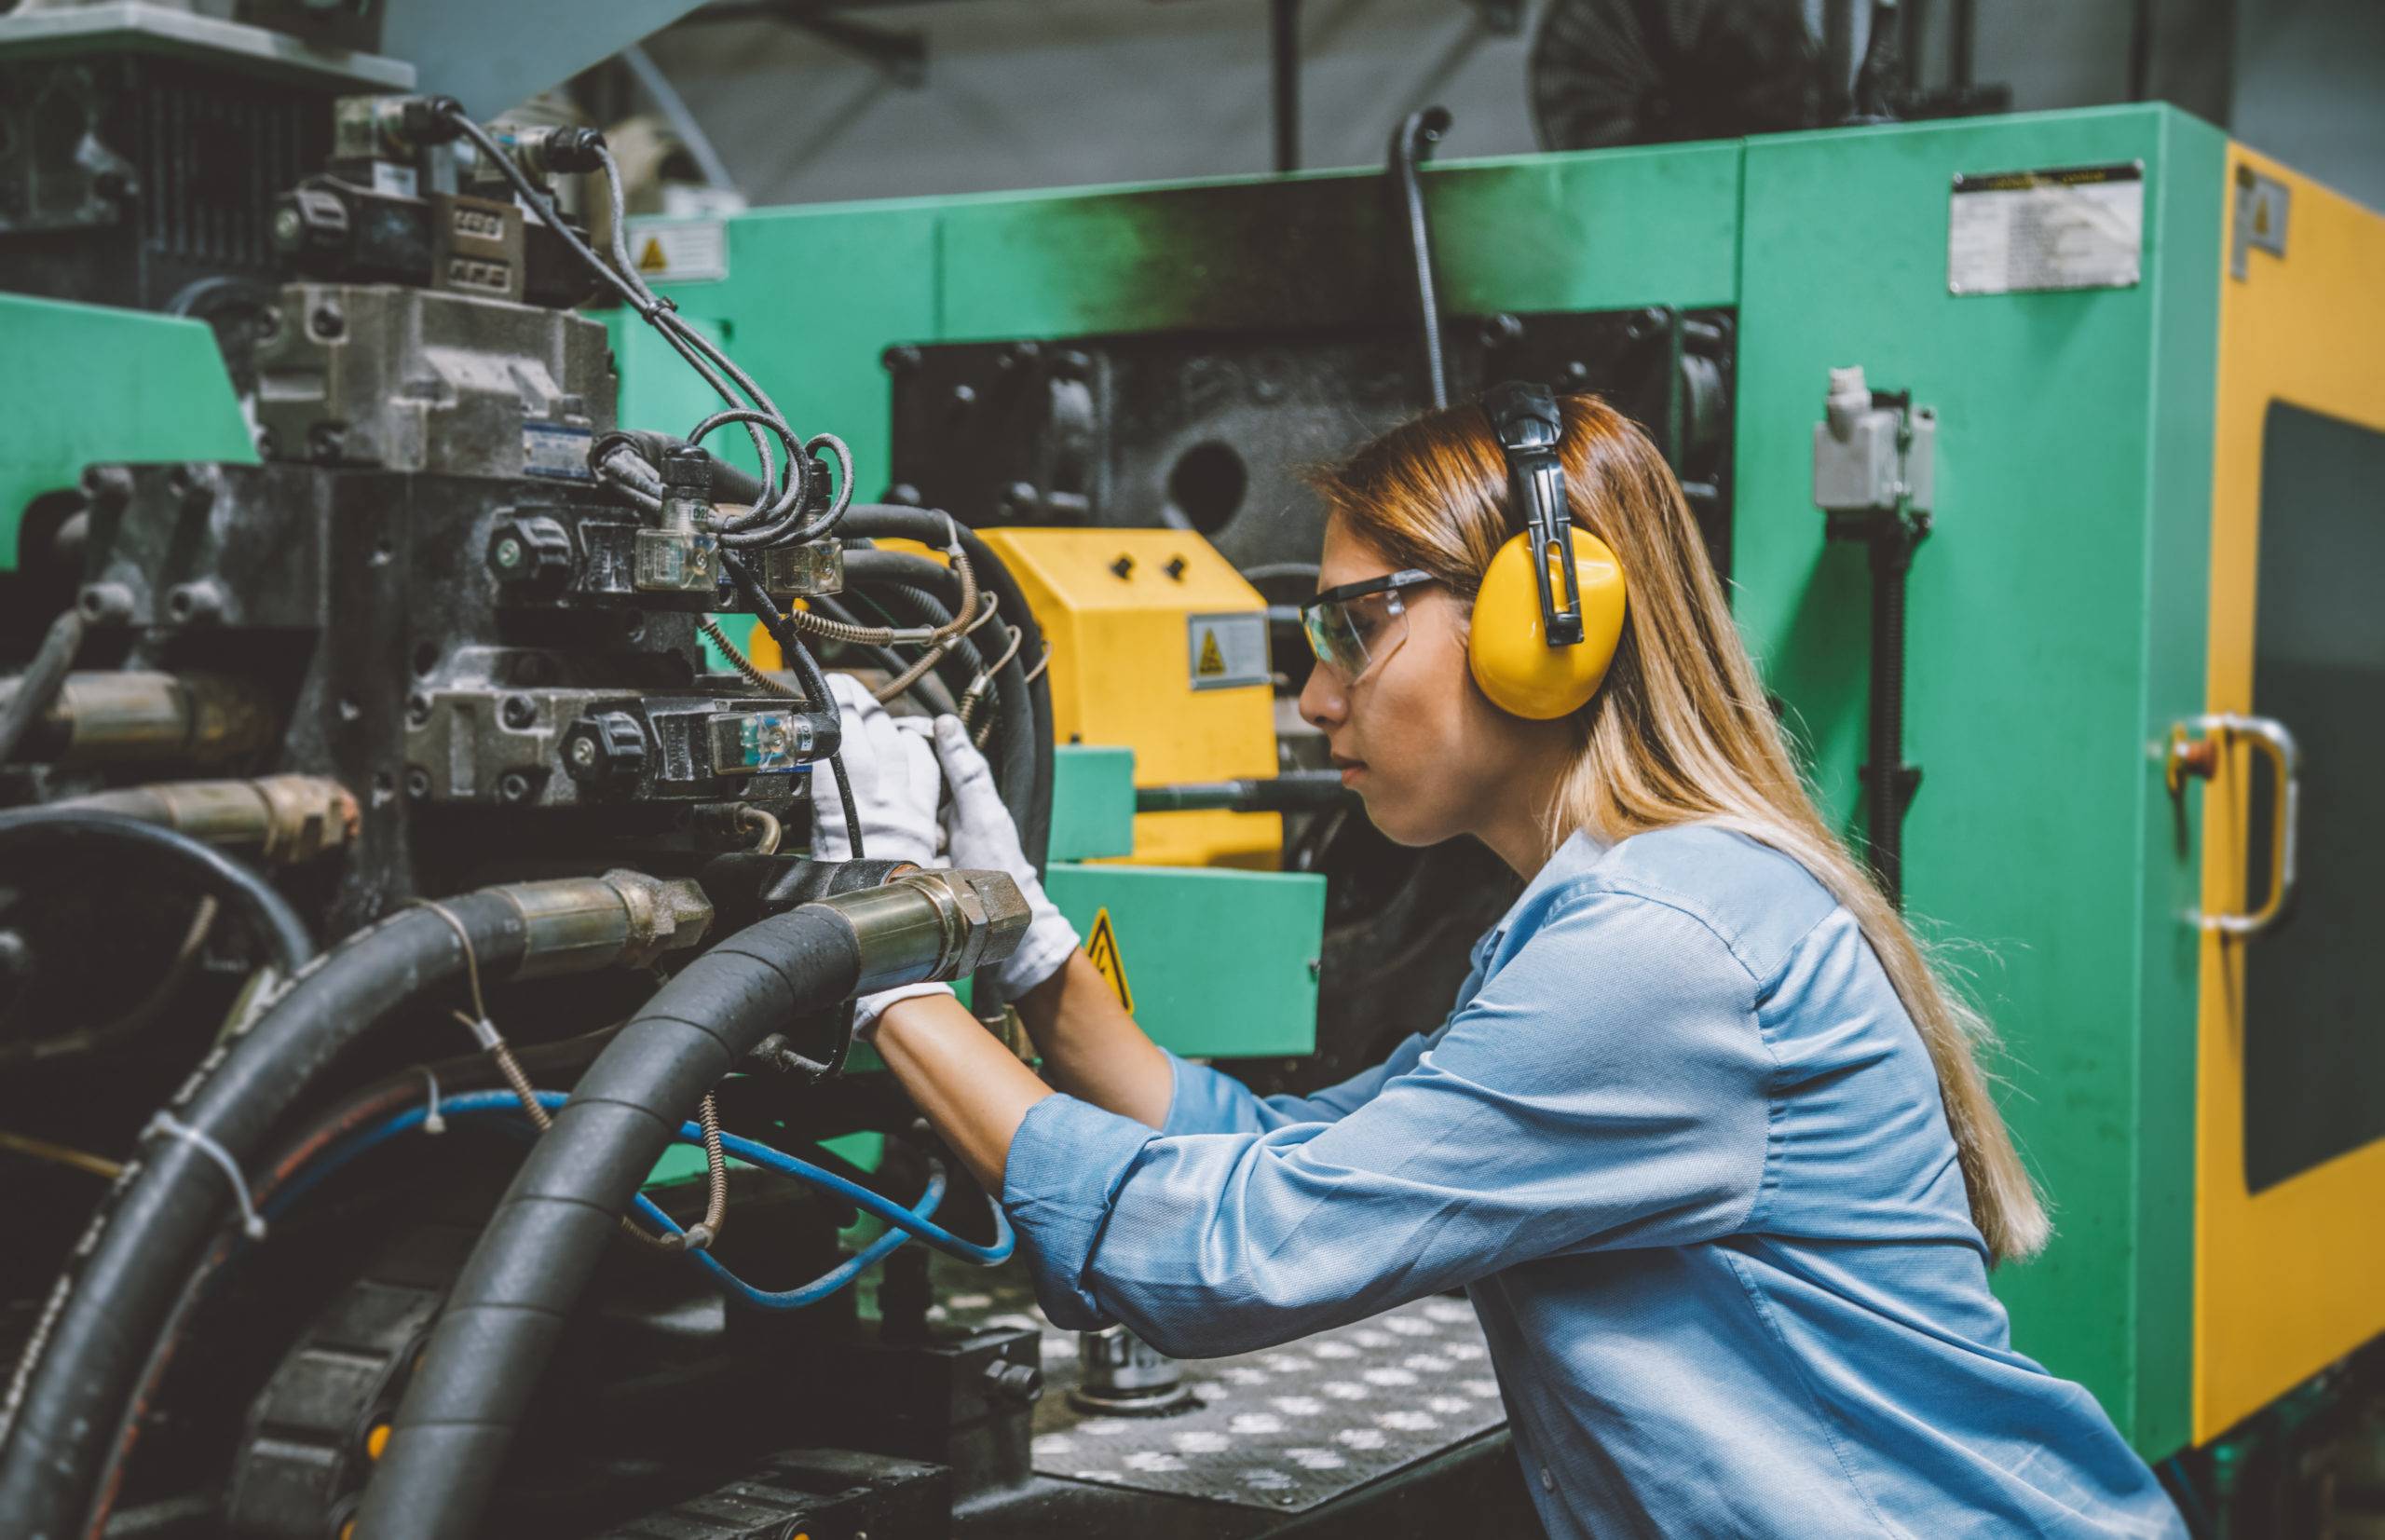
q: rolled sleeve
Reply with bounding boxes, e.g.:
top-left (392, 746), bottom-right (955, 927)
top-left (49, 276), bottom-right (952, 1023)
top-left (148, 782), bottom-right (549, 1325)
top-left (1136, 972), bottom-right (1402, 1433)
top-left (1000, 1091), bottom-right (1159, 1328)
top-left (1003, 889), bottom-right (1773, 1360)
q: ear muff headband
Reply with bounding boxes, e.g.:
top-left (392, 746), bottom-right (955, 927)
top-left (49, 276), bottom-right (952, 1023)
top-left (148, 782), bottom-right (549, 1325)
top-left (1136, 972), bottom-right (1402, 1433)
top-left (1470, 382), bottom-right (1629, 720)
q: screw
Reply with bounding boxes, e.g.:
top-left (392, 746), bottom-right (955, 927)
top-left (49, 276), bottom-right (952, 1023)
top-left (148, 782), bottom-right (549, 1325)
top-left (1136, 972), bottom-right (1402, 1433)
top-left (310, 303), bottom-right (345, 340)
top-left (568, 735), bottom-right (599, 770)
top-left (77, 584), bottom-right (135, 625)
top-left (404, 767), bottom-right (430, 797)
top-left (492, 537), bottom-right (524, 571)
top-left (405, 692), bottom-right (432, 726)
top-left (272, 206), bottom-right (305, 249)
top-left (497, 771), bottom-right (533, 802)
top-left (500, 694), bottom-right (537, 729)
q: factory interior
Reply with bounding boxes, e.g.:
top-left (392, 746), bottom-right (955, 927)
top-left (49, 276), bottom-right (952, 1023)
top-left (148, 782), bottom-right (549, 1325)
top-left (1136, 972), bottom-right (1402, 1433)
top-left (0, 0), bottom-right (2380, 1535)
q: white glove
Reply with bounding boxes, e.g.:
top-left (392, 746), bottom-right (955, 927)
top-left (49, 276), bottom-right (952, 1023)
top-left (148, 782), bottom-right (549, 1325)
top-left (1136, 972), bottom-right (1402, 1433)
top-left (813, 673), bottom-right (952, 1034)
top-left (926, 715), bottom-right (1080, 998)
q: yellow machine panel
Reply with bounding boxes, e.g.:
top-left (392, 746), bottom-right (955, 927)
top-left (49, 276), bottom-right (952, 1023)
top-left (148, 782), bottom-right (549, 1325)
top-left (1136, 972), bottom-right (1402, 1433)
top-left (2193, 144), bottom-right (2385, 1441)
top-left (976, 528), bottom-right (1280, 869)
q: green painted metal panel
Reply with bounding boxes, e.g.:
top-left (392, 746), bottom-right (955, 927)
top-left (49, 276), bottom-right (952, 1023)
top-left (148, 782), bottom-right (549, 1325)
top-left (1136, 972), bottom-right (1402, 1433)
top-left (1043, 862), bottom-right (1321, 1059)
top-left (1047, 745), bottom-right (1137, 861)
top-left (0, 293), bottom-right (254, 571)
top-left (933, 145), bottom-right (1738, 343)
top-left (2129, 110), bottom-right (2226, 1459)
top-left (1732, 105), bottom-right (2216, 1453)
top-left (612, 202), bottom-right (941, 504)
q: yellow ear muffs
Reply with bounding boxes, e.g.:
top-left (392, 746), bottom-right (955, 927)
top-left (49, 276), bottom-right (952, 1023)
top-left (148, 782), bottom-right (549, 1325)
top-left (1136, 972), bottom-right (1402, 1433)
top-left (1467, 527), bottom-right (1628, 719)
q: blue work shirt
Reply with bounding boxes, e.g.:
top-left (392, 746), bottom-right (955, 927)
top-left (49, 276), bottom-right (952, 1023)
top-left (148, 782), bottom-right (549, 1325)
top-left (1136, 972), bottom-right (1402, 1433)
top-left (1001, 824), bottom-right (2185, 1537)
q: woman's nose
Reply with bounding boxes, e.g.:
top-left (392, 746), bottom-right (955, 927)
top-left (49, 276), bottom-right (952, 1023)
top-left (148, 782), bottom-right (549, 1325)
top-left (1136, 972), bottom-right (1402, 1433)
top-left (1298, 664), bottom-right (1344, 730)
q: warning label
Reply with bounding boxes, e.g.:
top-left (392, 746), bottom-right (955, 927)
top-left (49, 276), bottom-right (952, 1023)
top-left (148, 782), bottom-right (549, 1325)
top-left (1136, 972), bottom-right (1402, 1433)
top-left (1083, 907), bottom-right (1134, 1014)
top-left (1186, 611), bottom-right (1269, 691)
top-left (1948, 161), bottom-right (2142, 296)
top-left (629, 220), bottom-right (729, 284)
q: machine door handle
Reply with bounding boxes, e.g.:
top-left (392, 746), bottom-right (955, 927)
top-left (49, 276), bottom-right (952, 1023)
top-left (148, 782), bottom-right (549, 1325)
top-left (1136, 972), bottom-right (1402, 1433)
top-left (2168, 712), bottom-right (2302, 935)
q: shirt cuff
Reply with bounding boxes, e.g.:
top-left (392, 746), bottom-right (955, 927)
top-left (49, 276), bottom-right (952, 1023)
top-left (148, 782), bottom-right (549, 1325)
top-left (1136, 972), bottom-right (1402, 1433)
top-left (1000, 1092), bottom-right (1156, 1329)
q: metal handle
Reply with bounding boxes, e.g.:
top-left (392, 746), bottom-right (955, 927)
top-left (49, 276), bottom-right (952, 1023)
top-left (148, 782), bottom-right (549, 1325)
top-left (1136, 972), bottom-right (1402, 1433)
top-left (2170, 713), bottom-right (2302, 935)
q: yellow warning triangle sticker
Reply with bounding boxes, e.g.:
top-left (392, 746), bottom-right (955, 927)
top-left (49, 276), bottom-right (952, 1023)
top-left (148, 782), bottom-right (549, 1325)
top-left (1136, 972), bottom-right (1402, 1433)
top-left (636, 235), bottom-right (669, 273)
top-left (1195, 628), bottom-right (1227, 677)
top-left (1083, 906), bottom-right (1133, 1014)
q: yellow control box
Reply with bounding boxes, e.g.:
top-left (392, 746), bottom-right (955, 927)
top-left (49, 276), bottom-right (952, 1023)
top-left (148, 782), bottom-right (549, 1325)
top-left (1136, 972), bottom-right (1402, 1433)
top-left (976, 527), bottom-right (1280, 870)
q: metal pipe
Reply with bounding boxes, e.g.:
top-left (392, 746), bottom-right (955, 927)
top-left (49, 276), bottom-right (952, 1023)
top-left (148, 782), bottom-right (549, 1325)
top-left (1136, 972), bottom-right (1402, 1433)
top-left (1387, 107), bottom-right (1452, 411)
top-left (44, 775), bottom-right (357, 865)
top-left (1271, 0), bottom-right (1301, 173)
top-left (1137, 770), bottom-right (1349, 813)
top-left (0, 672), bottom-right (277, 767)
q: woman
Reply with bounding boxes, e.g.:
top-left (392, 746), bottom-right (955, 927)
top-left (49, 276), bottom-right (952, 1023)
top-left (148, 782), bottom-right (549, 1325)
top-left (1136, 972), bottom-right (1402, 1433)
top-left (817, 392), bottom-right (2185, 1537)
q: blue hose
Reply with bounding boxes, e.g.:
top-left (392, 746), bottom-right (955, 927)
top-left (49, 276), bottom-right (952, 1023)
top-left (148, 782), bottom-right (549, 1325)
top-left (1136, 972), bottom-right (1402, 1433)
top-left (267, 1088), bottom-right (1011, 1311)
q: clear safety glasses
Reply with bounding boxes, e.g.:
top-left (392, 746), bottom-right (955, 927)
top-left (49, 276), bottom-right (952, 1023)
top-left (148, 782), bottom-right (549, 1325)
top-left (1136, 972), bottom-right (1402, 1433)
top-left (1299, 569), bottom-right (1438, 684)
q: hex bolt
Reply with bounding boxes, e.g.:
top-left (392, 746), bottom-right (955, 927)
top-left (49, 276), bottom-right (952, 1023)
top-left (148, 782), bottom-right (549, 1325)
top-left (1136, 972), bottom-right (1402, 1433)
top-left (165, 581), bottom-right (225, 626)
top-left (500, 694), bottom-right (537, 729)
top-left (78, 465), bottom-right (134, 510)
top-left (405, 692), bottom-right (433, 727)
top-left (497, 771), bottom-right (533, 803)
top-left (77, 583), bottom-right (136, 625)
top-left (404, 767), bottom-right (431, 797)
top-left (309, 303), bottom-right (346, 340)
top-left (981, 1359), bottom-right (1043, 1403)
top-left (567, 735), bottom-right (599, 771)
top-left (491, 536), bottom-right (525, 571)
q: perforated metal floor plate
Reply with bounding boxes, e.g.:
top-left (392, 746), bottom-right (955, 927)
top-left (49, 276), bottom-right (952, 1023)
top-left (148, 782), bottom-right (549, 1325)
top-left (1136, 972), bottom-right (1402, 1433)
top-left (932, 1261), bottom-right (1506, 1514)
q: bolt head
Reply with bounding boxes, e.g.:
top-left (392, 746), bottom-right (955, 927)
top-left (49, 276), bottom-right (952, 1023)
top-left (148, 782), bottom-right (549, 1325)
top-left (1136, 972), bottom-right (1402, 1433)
top-left (493, 537), bottom-right (524, 570)
top-left (568, 735), bottom-right (599, 769)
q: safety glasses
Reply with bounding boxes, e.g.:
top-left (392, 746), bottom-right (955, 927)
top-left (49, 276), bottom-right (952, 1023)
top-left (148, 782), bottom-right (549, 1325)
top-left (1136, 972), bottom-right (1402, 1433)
top-left (1299, 569), bottom-right (1438, 684)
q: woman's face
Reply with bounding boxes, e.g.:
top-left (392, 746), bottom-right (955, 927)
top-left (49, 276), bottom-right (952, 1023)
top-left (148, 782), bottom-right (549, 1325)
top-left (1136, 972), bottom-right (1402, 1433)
top-left (1298, 517), bottom-right (1565, 852)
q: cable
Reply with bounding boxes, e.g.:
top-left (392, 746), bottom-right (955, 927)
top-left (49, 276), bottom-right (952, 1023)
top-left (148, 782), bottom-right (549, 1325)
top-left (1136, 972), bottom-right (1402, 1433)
top-left (0, 607), bottom-right (85, 770)
top-left (721, 549), bottom-right (863, 863)
top-left (0, 809), bottom-right (310, 975)
top-left (700, 616), bottom-right (801, 700)
top-left (0, 1130), bottom-right (123, 1180)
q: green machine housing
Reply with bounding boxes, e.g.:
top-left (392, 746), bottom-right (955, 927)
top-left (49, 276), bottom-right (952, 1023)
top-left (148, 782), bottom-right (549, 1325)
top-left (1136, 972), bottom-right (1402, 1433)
top-left (608, 102), bottom-right (2385, 1466)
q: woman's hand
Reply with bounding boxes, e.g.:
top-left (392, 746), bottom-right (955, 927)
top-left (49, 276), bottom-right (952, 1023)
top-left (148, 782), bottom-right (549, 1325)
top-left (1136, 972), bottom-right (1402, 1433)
top-left (919, 716), bottom-right (1080, 999)
top-left (812, 674), bottom-right (954, 1033)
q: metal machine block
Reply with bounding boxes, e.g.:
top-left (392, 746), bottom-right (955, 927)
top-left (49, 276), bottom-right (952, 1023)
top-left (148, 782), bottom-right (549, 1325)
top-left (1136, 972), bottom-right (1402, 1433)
top-left (252, 280), bottom-right (613, 477)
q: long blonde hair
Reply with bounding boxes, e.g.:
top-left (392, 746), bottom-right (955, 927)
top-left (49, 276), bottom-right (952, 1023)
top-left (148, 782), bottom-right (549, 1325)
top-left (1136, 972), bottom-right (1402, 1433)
top-left (1313, 394), bottom-right (2049, 1262)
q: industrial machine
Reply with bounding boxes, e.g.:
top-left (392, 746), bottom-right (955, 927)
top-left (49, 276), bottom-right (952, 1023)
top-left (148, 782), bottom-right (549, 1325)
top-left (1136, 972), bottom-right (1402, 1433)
top-left (0, 1), bottom-right (2379, 1536)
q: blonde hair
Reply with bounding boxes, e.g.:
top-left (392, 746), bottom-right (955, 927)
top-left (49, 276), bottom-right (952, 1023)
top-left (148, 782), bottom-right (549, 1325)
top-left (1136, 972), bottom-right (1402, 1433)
top-left (1312, 395), bottom-right (2049, 1262)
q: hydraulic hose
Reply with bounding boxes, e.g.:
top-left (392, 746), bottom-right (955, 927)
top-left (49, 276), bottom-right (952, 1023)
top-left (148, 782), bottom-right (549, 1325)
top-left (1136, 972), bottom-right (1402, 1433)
top-left (0, 808), bottom-right (312, 974)
top-left (0, 872), bottom-right (710, 1540)
top-left (355, 867), bottom-right (1028, 1540)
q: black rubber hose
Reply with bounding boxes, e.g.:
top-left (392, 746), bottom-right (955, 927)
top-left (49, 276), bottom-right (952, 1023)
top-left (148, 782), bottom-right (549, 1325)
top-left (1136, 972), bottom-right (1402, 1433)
top-left (840, 506), bottom-right (1052, 874)
top-left (0, 895), bottom-right (526, 1540)
top-left (0, 808), bottom-right (311, 974)
top-left (0, 607), bottom-right (84, 771)
top-left (842, 547), bottom-right (965, 599)
top-left (718, 550), bottom-right (865, 863)
top-left (355, 905), bottom-right (866, 1539)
